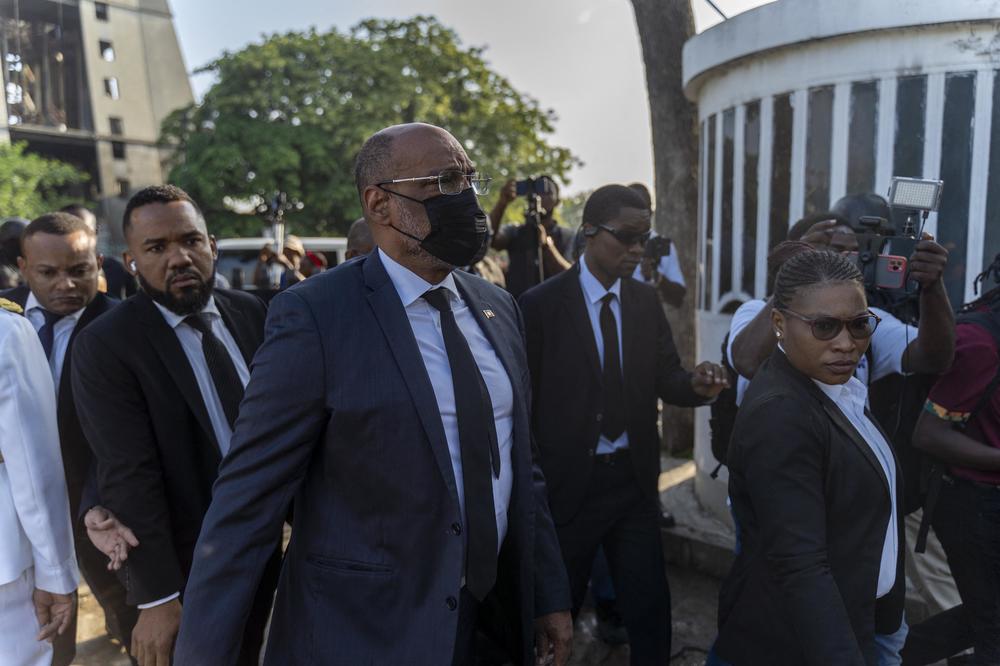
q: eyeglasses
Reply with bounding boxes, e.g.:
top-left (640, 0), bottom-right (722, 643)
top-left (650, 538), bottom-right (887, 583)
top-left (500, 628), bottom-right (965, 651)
top-left (376, 170), bottom-right (491, 196)
top-left (779, 309), bottom-right (882, 341)
top-left (596, 224), bottom-right (652, 247)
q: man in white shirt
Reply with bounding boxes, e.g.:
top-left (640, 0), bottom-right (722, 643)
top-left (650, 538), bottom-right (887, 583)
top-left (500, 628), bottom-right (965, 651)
top-left (72, 186), bottom-right (280, 666)
top-left (0, 301), bottom-right (79, 666)
top-left (2, 212), bottom-right (135, 665)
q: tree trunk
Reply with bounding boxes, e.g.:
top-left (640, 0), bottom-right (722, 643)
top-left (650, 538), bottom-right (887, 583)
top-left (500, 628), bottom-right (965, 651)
top-left (631, 0), bottom-right (699, 454)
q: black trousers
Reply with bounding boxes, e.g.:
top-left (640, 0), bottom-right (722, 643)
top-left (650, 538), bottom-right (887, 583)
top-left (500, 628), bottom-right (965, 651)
top-left (931, 477), bottom-right (1000, 665)
top-left (556, 452), bottom-right (671, 665)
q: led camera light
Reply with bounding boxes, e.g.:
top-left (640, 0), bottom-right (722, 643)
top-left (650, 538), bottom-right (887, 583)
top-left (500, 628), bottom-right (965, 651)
top-left (888, 177), bottom-right (943, 212)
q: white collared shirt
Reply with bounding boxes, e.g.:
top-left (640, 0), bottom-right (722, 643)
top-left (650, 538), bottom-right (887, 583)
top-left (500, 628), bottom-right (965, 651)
top-left (152, 296), bottom-right (250, 458)
top-left (813, 375), bottom-right (899, 598)
top-left (579, 255), bottom-right (629, 454)
top-left (378, 249), bottom-right (513, 550)
top-left (24, 292), bottom-right (85, 391)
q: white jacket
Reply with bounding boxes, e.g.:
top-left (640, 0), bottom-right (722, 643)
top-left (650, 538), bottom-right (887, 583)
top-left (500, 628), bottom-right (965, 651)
top-left (0, 309), bottom-right (78, 593)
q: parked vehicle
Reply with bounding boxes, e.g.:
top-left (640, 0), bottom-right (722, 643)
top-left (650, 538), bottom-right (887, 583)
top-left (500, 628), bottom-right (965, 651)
top-left (215, 237), bottom-right (347, 291)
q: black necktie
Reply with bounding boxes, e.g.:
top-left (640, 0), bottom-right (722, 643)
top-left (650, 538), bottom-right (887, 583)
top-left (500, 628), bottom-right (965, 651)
top-left (37, 309), bottom-right (66, 359)
top-left (600, 293), bottom-right (626, 441)
top-left (183, 313), bottom-right (244, 429)
top-left (423, 287), bottom-right (499, 601)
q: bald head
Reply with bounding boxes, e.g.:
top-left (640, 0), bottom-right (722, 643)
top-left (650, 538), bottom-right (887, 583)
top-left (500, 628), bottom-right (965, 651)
top-left (345, 217), bottom-right (374, 259)
top-left (353, 123), bottom-right (466, 202)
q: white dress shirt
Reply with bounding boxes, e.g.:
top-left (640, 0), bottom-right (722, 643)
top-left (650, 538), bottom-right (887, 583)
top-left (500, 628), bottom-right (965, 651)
top-left (579, 256), bottom-right (629, 454)
top-left (813, 375), bottom-right (899, 598)
top-left (24, 292), bottom-right (85, 391)
top-left (379, 249), bottom-right (513, 549)
top-left (142, 297), bottom-right (251, 609)
top-left (153, 297), bottom-right (250, 458)
top-left (0, 311), bottom-right (79, 593)
top-left (727, 299), bottom-right (917, 406)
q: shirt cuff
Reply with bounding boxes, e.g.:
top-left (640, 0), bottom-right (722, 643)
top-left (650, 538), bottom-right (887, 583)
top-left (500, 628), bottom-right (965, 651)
top-left (137, 591), bottom-right (180, 609)
top-left (32, 557), bottom-right (80, 596)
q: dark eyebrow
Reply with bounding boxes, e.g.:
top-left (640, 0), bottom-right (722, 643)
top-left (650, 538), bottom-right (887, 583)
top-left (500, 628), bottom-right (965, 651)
top-left (141, 237), bottom-right (167, 247)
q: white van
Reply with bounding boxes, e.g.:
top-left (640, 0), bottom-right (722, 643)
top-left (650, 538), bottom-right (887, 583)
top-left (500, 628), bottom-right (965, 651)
top-left (215, 237), bottom-right (348, 291)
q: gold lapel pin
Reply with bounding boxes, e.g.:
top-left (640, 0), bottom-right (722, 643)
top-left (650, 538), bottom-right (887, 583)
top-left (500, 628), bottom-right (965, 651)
top-left (483, 309), bottom-right (496, 319)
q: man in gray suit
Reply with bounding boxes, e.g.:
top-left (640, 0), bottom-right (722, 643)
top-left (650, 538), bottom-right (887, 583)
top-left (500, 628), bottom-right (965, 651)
top-left (175, 123), bottom-right (573, 665)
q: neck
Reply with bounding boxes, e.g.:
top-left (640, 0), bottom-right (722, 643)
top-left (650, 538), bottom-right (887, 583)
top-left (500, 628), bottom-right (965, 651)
top-left (583, 254), bottom-right (617, 291)
top-left (542, 216), bottom-right (556, 230)
top-left (381, 246), bottom-right (452, 285)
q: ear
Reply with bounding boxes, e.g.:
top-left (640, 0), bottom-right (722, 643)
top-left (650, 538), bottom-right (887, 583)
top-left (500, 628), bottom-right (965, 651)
top-left (123, 251), bottom-right (136, 275)
top-left (771, 307), bottom-right (786, 340)
top-left (209, 234), bottom-right (218, 260)
top-left (16, 256), bottom-right (25, 272)
top-left (96, 254), bottom-right (104, 270)
top-left (362, 186), bottom-right (392, 227)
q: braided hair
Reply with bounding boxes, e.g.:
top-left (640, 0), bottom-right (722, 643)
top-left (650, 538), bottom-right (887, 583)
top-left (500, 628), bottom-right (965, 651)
top-left (773, 250), bottom-right (864, 310)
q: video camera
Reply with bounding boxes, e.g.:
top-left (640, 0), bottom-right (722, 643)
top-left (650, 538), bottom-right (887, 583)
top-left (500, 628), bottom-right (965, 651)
top-left (848, 176), bottom-right (943, 294)
top-left (644, 235), bottom-right (671, 262)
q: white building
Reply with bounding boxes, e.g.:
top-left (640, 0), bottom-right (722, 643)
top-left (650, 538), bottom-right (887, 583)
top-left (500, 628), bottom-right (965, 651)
top-left (682, 0), bottom-right (1000, 520)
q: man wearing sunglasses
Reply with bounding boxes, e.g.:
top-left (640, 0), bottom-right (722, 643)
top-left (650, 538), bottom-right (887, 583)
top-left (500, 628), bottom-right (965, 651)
top-left (520, 184), bottom-right (729, 664)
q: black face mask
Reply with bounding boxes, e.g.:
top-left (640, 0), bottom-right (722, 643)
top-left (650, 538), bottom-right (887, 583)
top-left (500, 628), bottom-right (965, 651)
top-left (382, 187), bottom-right (489, 267)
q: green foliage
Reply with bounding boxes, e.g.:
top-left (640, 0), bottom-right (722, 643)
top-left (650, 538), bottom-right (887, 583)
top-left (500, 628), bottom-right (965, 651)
top-left (0, 142), bottom-right (87, 219)
top-left (162, 15), bottom-right (581, 237)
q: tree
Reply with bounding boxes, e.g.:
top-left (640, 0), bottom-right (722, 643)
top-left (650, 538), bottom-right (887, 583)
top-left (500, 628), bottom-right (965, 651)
top-left (631, 0), bottom-right (698, 453)
top-left (0, 142), bottom-right (87, 219)
top-left (161, 16), bottom-right (581, 237)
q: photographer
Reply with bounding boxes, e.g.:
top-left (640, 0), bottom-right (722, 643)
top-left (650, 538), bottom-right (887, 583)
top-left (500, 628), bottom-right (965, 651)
top-left (729, 203), bottom-right (954, 387)
top-left (490, 175), bottom-right (573, 297)
top-left (629, 183), bottom-right (686, 308)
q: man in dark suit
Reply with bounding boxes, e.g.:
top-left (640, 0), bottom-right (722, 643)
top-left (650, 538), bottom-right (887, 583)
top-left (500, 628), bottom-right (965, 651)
top-left (3, 211), bottom-right (128, 665)
top-left (72, 185), bottom-right (280, 666)
top-left (519, 184), bottom-right (727, 664)
top-left (174, 123), bottom-right (573, 666)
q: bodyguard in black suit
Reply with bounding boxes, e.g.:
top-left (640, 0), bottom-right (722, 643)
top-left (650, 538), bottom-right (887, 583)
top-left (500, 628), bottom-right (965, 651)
top-left (174, 123), bottom-right (573, 666)
top-left (4, 212), bottom-right (125, 666)
top-left (713, 251), bottom-right (905, 666)
top-left (72, 186), bottom-right (279, 666)
top-left (519, 185), bottom-right (727, 664)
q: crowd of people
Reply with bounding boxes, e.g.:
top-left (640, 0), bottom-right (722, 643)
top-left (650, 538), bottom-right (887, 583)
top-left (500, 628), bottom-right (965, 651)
top-left (0, 119), bottom-right (998, 666)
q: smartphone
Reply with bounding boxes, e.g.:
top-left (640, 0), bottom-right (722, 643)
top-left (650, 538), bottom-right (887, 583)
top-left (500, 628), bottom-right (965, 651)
top-left (847, 252), bottom-right (908, 290)
top-left (516, 178), bottom-right (548, 197)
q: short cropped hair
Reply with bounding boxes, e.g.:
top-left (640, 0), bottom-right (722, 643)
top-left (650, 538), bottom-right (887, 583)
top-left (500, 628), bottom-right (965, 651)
top-left (354, 132), bottom-right (395, 199)
top-left (582, 184), bottom-right (648, 229)
top-left (786, 211), bottom-right (850, 242)
top-left (23, 212), bottom-right (96, 244)
top-left (122, 185), bottom-right (203, 236)
top-left (627, 183), bottom-right (652, 209)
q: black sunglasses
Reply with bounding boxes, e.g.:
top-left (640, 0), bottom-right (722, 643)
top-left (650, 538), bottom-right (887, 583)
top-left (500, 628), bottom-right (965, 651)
top-left (596, 224), bottom-right (651, 247)
top-left (779, 309), bottom-right (882, 341)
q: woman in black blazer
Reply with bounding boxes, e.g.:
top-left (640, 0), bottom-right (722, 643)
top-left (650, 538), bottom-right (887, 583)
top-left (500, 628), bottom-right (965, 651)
top-left (711, 251), bottom-right (905, 666)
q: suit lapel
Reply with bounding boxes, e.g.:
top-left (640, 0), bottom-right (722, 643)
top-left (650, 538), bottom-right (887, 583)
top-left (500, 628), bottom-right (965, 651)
top-left (213, 291), bottom-right (255, 365)
top-left (135, 292), bottom-right (222, 457)
top-left (562, 267), bottom-right (601, 382)
top-left (363, 253), bottom-right (460, 505)
top-left (59, 294), bottom-right (113, 406)
top-left (620, 279), bottom-right (639, 388)
top-left (771, 350), bottom-right (891, 495)
top-left (818, 390), bottom-right (891, 494)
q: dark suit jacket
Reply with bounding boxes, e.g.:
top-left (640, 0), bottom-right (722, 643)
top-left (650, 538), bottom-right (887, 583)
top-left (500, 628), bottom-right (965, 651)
top-left (71, 288), bottom-right (270, 606)
top-left (715, 350), bottom-right (906, 666)
top-left (173, 252), bottom-right (571, 666)
top-left (1, 286), bottom-right (116, 518)
top-left (518, 264), bottom-right (704, 524)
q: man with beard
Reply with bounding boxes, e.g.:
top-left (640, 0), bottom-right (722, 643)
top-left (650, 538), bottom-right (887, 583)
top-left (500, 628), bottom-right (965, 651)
top-left (174, 123), bottom-right (572, 666)
top-left (71, 185), bottom-right (281, 666)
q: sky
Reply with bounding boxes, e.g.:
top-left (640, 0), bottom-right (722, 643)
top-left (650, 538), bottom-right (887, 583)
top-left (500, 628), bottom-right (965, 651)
top-left (168, 0), bottom-right (773, 196)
